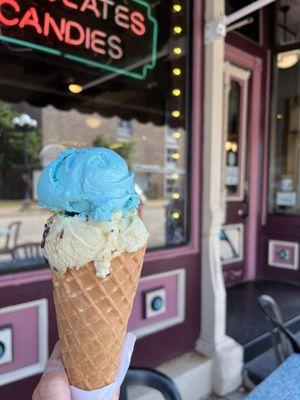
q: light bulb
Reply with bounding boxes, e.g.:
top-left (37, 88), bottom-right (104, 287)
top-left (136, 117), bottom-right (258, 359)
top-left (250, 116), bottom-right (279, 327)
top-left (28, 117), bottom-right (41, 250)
top-left (172, 110), bottom-right (180, 118)
top-left (172, 89), bottom-right (181, 96)
top-left (231, 143), bottom-right (238, 153)
top-left (172, 193), bottom-right (180, 199)
top-left (173, 4), bottom-right (182, 12)
top-left (172, 152), bottom-right (180, 159)
top-left (173, 68), bottom-right (181, 76)
top-left (173, 47), bottom-right (182, 55)
top-left (173, 131), bottom-right (181, 139)
top-left (68, 83), bottom-right (83, 94)
top-left (173, 26), bottom-right (182, 34)
top-left (172, 212), bottom-right (180, 219)
top-left (225, 141), bottom-right (232, 151)
top-left (171, 173), bottom-right (179, 179)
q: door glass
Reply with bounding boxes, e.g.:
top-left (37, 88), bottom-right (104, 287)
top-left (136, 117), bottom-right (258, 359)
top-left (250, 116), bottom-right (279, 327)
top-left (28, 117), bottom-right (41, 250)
top-left (225, 80), bottom-right (241, 197)
top-left (269, 52), bottom-right (300, 215)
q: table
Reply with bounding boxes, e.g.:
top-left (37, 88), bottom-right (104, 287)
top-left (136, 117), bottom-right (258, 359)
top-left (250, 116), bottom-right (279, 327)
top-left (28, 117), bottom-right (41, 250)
top-left (246, 354), bottom-right (300, 399)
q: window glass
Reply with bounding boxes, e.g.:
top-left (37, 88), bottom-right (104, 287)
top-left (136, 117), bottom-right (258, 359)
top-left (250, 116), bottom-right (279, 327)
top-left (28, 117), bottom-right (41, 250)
top-left (275, 1), bottom-right (300, 45)
top-left (0, 0), bottom-right (191, 272)
top-left (226, 0), bottom-right (260, 43)
top-left (225, 80), bottom-right (241, 197)
top-left (269, 53), bottom-right (300, 215)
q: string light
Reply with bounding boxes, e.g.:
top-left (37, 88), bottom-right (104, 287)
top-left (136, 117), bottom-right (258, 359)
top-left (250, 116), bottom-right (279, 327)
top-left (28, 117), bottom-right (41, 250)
top-left (173, 68), bottom-right (181, 76)
top-left (172, 212), bottom-right (180, 219)
top-left (173, 4), bottom-right (182, 12)
top-left (170, 3), bottom-right (183, 188)
top-left (173, 26), bottom-right (182, 34)
top-left (173, 131), bottom-right (181, 139)
top-left (172, 110), bottom-right (180, 118)
top-left (173, 47), bottom-right (182, 55)
top-left (172, 193), bottom-right (181, 199)
top-left (172, 89), bottom-right (181, 96)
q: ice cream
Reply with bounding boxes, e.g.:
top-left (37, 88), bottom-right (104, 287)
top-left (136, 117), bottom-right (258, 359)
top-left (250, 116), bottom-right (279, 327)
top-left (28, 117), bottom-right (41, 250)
top-left (38, 147), bottom-right (148, 278)
top-left (38, 147), bottom-right (139, 221)
top-left (37, 147), bottom-right (148, 390)
top-left (42, 211), bottom-right (148, 278)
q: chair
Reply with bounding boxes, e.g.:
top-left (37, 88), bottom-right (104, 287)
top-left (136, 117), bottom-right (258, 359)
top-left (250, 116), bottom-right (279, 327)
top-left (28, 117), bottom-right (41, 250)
top-left (0, 221), bottom-right (21, 254)
top-left (258, 295), bottom-right (300, 361)
top-left (11, 243), bottom-right (43, 266)
top-left (246, 295), bottom-right (300, 385)
top-left (120, 368), bottom-right (182, 400)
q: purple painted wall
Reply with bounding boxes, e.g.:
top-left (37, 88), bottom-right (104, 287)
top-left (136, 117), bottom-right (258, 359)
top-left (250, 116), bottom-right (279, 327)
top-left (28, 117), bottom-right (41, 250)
top-left (0, 307), bottom-right (39, 374)
top-left (0, 280), bottom-right (57, 400)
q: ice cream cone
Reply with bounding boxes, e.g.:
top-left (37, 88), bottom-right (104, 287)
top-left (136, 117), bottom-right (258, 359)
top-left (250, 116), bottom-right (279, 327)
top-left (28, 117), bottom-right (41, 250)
top-left (52, 245), bottom-right (146, 390)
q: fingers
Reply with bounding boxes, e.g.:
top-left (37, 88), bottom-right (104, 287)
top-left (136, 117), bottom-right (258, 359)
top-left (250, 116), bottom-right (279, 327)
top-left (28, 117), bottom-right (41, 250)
top-left (33, 342), bottom-right (70, 400)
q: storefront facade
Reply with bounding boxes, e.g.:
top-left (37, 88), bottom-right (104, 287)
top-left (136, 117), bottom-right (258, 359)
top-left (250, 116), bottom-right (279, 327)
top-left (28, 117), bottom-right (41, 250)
top-left (0, 0), bottom-right (300, 398)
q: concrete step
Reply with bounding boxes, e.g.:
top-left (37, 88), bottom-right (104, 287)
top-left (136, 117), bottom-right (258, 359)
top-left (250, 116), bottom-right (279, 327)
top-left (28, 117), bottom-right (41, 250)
top-left (126, 352), bottom-right (212, 400)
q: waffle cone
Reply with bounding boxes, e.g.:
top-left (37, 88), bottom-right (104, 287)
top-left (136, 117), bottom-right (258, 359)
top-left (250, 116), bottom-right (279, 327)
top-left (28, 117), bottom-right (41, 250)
top-left (52, 246), bottom-right (146, 390)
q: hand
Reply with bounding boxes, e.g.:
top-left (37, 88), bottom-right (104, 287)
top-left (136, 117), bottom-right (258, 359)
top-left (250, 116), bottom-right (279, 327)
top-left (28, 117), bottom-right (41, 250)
top-left (33, 342), bottom-right (120, 400)
top-left (33, 342), bottom-right (70, 400)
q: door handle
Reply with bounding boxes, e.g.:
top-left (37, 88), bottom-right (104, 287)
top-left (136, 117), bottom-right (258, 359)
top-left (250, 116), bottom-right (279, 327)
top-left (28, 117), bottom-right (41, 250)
top-left (238, 203), bottom-right (248, 218)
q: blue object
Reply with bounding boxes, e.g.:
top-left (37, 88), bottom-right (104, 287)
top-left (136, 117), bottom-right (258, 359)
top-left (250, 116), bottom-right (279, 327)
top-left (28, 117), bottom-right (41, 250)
top-left (0, 342), bottom-right (5, 358)
top-left (246, 354), bottom-right (300, 399)
top-left (37, 147), bottom-right (139, 221)
top-left (152, 296), bottom-right (163, 311)
top-left (277, 248), bottom-right (288, 260)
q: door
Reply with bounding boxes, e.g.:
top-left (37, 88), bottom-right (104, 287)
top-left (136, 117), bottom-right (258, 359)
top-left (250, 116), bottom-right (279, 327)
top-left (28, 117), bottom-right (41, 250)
top-left (221, 61), bottom-right (251, 285)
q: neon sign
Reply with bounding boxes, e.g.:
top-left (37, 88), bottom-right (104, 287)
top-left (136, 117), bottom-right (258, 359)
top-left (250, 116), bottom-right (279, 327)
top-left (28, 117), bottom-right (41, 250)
top-left (0, 0), bottom-right (158, 80)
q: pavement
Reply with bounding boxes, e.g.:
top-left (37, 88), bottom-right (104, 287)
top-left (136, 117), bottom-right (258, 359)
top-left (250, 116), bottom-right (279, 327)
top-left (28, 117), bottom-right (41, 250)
top-left (206, 388), bottom-right (248, 399)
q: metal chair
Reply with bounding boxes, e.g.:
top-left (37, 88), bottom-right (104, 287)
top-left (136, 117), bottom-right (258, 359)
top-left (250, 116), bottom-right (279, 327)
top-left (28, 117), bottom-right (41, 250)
top-left (258, 295), bottom-right (300, 365)
top-left (11, 243), bottom-right (43, 266)
top-left (245, 295), bottom-right (300, 386)
top-left (120, 368), bottom-right (182, 400)
top-left (0, 221), bottom-right (21, 254)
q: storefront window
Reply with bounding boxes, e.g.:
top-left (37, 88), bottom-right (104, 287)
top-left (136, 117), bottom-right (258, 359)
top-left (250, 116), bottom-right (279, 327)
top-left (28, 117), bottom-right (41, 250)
top-left (269, 52), bottom-right (300, 215)
top-left (0, 0), bottom-right (191, 272)
top-left (276, 2), bottom-right (300, 45)
top-left (226, 0), bottom-right (261, 43)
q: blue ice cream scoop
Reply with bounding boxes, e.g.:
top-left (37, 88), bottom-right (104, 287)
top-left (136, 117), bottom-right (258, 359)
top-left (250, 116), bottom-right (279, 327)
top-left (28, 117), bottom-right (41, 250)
top-left (37, 147), bottom-right (139, 221)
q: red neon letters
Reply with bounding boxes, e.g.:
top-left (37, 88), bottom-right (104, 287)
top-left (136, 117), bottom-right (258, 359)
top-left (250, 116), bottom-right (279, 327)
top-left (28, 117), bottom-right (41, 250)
top-left (0, 0), bottom-right (147, 60)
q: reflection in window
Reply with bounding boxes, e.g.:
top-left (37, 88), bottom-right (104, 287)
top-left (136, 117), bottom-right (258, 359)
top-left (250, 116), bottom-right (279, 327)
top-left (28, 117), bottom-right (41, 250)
top-left (269, 53), bottom-right (300, 215)
top-left (225, 0), bottom-right (260, 43)
top-left (0, 1), bottom-right (190, 272)
top-left (276, 2), bottom-right (300, 45)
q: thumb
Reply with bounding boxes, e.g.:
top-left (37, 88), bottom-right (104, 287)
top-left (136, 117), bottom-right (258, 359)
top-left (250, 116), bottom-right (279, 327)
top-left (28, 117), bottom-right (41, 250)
top-left (33, 342), bottom-right (71, 400)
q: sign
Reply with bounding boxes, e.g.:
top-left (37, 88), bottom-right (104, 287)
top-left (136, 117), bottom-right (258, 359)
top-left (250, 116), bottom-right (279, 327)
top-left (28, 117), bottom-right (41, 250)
top-left (276, 191), bottom-right (297, 207)
top-left (0, 0), bottom-right (158, 80)
top-left (225, 166), bottom-right (238, 186)
top-left (220, 223), bottom-right (244, 265)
